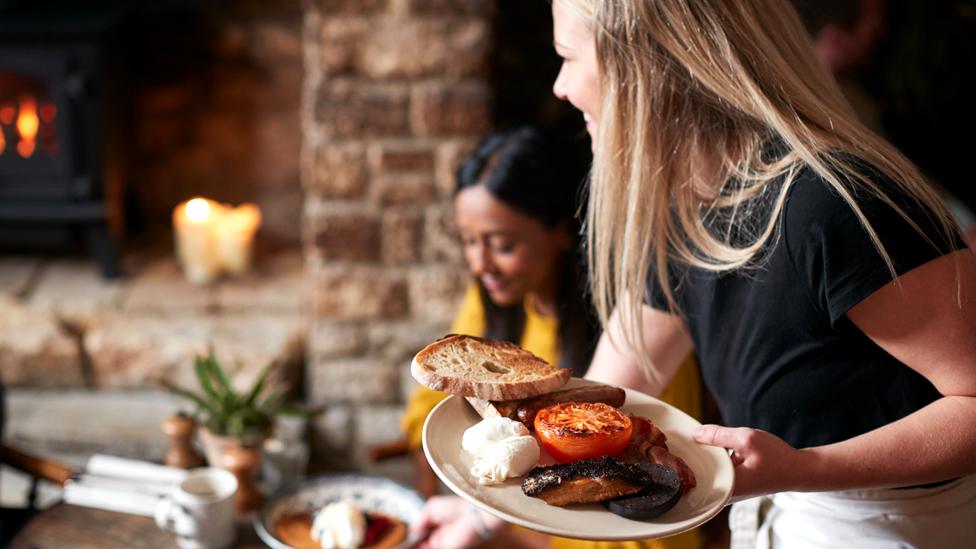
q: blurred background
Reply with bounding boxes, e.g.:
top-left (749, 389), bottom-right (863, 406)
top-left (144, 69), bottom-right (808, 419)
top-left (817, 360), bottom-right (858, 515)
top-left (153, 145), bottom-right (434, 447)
top-left (0, 0), bottom-right (972, 524)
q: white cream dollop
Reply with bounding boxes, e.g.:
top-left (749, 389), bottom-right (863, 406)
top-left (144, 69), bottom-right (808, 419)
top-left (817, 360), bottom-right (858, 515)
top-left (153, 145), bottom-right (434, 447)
top-left (462, 417), bottom-right (530, 455)
top-left (310, 501), bottom-right (366, 549)
top-left (470, 435), bottom-right (541, 485)
top-left (462, 417), bottom-right (539, 485)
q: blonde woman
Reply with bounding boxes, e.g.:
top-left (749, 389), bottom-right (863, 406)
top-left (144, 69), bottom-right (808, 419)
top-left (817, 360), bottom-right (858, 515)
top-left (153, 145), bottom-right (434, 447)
top-left (414, 1), bottom-right (976, 548)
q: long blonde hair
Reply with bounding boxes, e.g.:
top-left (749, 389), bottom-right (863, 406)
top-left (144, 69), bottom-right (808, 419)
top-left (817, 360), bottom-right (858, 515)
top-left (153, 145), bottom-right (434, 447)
top-left (560, 0), bottom-right (960, 380)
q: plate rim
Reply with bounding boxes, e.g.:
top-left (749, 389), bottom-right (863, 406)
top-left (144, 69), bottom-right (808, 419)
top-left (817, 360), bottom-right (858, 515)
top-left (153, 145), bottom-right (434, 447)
top-left (422, 378), bottom-right (734, 541)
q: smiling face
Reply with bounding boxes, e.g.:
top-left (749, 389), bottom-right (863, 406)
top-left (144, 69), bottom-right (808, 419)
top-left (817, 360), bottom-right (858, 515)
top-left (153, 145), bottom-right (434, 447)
top-left (455, 185), bottom-right (569, 309)
top-left (552, 1), bottom-right (601, 143)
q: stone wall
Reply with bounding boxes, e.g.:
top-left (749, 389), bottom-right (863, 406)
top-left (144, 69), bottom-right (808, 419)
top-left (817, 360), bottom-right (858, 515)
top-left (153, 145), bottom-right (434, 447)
top-left (1, 0), bottom-right (498, 475)
top-left (301, 0), bottom-right (496, 465)
top-left (126, 2), bottom-right (304, 244)
top-left (0, 251), bottom-right (304, 459)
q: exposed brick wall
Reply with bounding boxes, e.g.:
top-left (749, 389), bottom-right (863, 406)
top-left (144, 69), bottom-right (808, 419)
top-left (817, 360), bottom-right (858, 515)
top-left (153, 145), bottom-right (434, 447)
top-left (129, 3), bottom-right (303, 244)
top-left (302, 0), bottom-right (494, 462)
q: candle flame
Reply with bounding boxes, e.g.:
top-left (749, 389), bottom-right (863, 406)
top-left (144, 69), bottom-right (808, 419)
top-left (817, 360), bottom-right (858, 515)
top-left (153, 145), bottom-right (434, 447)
top-left (0, 103), bottom-right (15, 125)
top-left (185, 198), bottom-right (212, 222)
top-left (16, 95), bottom-right (39, 158)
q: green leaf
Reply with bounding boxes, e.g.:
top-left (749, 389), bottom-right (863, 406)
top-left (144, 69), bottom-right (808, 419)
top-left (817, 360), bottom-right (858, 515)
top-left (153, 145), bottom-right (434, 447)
top-left (208, 354), bottom-right (231, 390)
top-left (163, 382), bottom-right (219, 418)
top-left (228, 412), bottom-right (247, 439)
top-left (277, 403), bottom-right (322, 418)
top-left (207, 354), bottom-right (241, 412)
top-left (259, 387), bottom-right (284, 414)
top-left (174, 352), bottom-right (289, 441)
top-left (243, 360), bottom-right (277, 407)
top-left (194, 356), bottom-right (222, 410)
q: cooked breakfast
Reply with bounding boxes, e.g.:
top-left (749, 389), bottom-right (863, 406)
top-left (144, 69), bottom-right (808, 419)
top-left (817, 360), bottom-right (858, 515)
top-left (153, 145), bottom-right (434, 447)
top-left (462, 417), bottom-right (540, 485)
top-left (521, 456), bottom-right (652, 506)
top-left (602, 463), bottom-right (682, 520)
top-left (534, 402), bottom-right (633, 463)
top-left (619, 415), bottom-right (697, 493)
top-left (411, 334), bottom-right (570, 401)
top-left (515, 384), bottom-right (627, 429)
top-left (411, 335), bottom-right (698, 521)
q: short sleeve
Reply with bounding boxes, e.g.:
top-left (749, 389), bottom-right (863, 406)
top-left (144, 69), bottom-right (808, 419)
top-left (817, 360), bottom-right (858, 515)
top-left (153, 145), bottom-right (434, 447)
top-left (783, 169), bottom-right (964, 325)
top-left (645, 269), bottom-right (670, 312)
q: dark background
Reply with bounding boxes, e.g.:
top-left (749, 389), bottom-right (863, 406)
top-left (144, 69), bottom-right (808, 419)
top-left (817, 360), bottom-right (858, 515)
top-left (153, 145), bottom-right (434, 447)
top-left (493, 0), bottom-right (976, 212)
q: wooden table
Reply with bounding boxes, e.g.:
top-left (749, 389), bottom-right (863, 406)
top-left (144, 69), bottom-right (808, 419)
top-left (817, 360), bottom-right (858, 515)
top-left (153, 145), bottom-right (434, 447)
top-left (11, 502), bottom-right (267, 548)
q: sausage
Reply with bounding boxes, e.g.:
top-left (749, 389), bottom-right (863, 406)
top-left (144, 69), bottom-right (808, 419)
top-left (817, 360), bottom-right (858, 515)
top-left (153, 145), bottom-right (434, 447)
top-left (515, 383), bottom-right (627, 428)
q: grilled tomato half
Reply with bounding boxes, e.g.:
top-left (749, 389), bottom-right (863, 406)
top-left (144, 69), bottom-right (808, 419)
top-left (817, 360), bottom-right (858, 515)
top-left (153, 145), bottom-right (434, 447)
top-left (534, 402), bottom-right (633, 463)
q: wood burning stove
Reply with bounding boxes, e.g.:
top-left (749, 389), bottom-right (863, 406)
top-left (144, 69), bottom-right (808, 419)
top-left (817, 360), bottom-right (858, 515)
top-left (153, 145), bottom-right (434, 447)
top-left (0, 5), bottom-right (124, 277)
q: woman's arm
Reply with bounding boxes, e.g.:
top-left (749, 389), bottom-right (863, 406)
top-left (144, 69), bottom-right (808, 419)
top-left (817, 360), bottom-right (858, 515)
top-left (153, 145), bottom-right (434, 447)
top-left (585, 302), bottom-right (694, 396)
top-left (695, 250), bottom-right (976, 497)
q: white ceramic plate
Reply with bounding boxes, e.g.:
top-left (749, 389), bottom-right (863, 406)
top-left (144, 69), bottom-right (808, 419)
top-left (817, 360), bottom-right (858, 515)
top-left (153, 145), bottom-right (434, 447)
top-left (254, 474), bottom-right (425, 549)
top-left (422, 378), bottom-right (734, 541)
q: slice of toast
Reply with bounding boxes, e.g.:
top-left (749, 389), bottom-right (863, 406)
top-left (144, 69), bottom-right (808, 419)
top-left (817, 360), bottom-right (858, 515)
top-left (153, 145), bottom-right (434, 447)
top-left (411, 334), bottom-right (571, 401)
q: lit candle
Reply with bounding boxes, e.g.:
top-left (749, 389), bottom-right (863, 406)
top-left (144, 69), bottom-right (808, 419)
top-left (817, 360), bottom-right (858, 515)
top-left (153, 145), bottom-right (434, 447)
top-left (173, 197), bottom-right (222, 284)
top-left (215, 203), bottom-right (261, 275)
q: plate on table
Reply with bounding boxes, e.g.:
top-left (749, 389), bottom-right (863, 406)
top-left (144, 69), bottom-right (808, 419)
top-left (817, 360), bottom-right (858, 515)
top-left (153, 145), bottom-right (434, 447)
top-left (422, 378), bottom-right (734, 541)
top-left (254, 474), bottom-right (425, 549)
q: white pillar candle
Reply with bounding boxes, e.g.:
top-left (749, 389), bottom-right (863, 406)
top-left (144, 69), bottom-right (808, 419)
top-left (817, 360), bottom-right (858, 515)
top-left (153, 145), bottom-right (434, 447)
top-left (215, 203), bottom-right (261, 275)
top-left (173, 197), bottom-right (222, 284)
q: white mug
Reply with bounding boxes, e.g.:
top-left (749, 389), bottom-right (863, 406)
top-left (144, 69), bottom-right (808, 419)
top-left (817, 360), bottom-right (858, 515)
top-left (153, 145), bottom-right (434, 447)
top-left (154, 467), bottom-right (238, 549)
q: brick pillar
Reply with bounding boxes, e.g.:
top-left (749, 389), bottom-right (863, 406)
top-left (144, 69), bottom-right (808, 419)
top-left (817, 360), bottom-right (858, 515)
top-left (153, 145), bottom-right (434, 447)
top-left (301, 0), bottom-right (495, 466)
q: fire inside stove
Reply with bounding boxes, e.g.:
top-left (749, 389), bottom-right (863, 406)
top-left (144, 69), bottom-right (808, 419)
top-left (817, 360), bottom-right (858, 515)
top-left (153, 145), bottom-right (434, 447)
top-left (0, 76), bottom-right (59, 160)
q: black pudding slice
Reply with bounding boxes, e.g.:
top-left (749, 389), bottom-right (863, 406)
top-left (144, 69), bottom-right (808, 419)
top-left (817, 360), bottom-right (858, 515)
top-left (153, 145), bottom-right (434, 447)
top-left (603, 463), bottom-right (682, 520)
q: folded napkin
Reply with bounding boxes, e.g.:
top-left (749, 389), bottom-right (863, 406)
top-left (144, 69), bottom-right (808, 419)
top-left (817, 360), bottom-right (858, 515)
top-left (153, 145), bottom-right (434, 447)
top-left (62, 454), bottom-right (191, 517)
top-left (63, 481), bottom-right (161, 517)
top-left (75, 474), bottom-right (174, 496)
top-left (84, 454), bottom-right (188, 485)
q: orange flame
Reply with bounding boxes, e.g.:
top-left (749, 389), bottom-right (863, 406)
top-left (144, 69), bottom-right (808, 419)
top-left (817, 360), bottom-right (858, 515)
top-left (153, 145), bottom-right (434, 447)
top-left (0, 103), bottom-right (14, 125)
top-left (40, 102), bottom-right (56, 124)
top-left (15, 95), bottom-right (39, 158)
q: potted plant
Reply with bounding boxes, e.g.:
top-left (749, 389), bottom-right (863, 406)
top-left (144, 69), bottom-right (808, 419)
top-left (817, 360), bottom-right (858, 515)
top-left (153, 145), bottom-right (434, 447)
top-left (165, 353), bottom-right (283, 468)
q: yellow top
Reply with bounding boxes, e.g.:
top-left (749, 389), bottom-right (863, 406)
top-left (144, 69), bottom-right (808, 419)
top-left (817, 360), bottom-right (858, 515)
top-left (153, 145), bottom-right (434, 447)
top-left (400, 283), bottom-right (703, 549)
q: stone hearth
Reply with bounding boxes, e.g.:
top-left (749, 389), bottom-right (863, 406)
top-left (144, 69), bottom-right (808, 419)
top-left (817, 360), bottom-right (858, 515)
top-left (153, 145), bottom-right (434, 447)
top-left (1, 250), bottom-right (304, 455)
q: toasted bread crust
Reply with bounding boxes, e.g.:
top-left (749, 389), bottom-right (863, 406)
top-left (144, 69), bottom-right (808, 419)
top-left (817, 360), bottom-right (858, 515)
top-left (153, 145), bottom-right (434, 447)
top-left (411, 334), bottom-right (571, 401)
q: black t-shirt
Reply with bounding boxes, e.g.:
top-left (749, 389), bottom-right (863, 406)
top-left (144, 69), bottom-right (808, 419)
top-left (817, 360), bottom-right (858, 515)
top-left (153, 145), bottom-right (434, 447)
top-left (648, 166), bottom-right (965, 448)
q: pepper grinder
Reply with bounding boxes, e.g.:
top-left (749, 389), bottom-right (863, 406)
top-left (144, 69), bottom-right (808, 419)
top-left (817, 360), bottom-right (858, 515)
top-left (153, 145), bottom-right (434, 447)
top-left (223, 446), bottom-right (263, 513)
top-left (161, 413), bottom-right (203, 469)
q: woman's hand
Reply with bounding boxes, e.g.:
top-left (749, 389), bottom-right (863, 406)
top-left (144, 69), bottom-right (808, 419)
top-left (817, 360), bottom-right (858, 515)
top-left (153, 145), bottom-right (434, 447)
top-left (410, 496), bottom-right (504, 549)
top-left (692, 424), bottom-right (806, 500)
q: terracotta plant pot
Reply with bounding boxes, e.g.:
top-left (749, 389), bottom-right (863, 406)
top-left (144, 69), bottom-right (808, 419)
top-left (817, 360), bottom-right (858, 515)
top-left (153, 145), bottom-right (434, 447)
top-left (197, 426), bottom-right (266, 469)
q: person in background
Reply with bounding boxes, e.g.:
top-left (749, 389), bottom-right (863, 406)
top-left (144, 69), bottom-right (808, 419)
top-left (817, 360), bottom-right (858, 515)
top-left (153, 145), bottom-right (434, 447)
top-left (794, 0), bottom-right (976, 249)
top-left (403, 126), bottom-right (704, 549)
top-left (415, 1), bottom-right (976, 547)
top-left (794, 0), bottom-right (886, 131)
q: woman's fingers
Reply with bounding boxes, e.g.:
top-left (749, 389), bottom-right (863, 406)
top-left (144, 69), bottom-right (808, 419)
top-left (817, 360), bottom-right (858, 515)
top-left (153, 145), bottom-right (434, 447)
top-left (693, 424), bottom-right (752, 452)
top-left (693, 424), bottom-right (803, 499)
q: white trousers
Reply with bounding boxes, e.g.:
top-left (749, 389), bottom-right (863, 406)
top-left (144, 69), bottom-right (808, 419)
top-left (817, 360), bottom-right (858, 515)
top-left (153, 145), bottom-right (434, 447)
top-left (729, 475), bottom-right (976, 549)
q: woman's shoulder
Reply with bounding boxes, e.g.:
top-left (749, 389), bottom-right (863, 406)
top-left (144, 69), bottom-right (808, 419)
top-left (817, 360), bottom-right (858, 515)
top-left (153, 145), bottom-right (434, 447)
top-left (782, 161), bottom-right (928, 232)
top-left (781, 161), bottom-right (962, 273)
